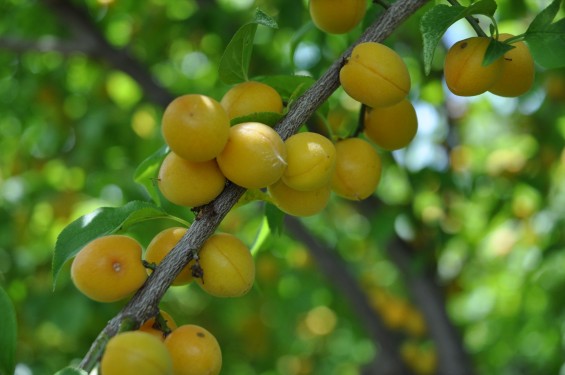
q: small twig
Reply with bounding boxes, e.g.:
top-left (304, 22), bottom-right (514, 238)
top-left (445, 0), bottom-right (488, 37)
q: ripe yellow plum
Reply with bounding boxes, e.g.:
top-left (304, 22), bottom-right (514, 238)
top-left (331, 138), bottom-right (382, 200)
top-left (282, 132), bottom-right (336, 191)
top-left (158, 152), bottom-right (226, 208)
top-left (196, 233), bottom-right (255, 297)
top-left (220, 81), bottom-right (283, 120)
top-left (216, 122), bottom-right (287, 189)
top-left (309, 0), bottom-right (366, 34)
top-left (165, 324), bottom-right (222, 375)
top-left (444, 36), bottom-right (503, 96)
top-left (101, 331), bottom-right (173, 375)
top-left (71, 235), bottom-right (148, 302)
top-left (364, 98), bottom-right (418, 150)
top-left (340, 42), bottom-right (411, 108)
top-left (161, 94), bottom-right (230, 162)
top-left (489, 34), bottom-right (535, 97)
top-left (145, 227), bottom-right (193, 286)
top-left (268, 179), bottom-right (331, 217)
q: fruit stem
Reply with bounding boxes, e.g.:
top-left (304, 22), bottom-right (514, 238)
top-left (445, 0), bottom-right (488, 38)
top-left (353, 104), bottom-right (367, 138)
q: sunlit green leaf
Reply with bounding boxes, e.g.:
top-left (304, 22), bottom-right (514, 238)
top-left (524, 0), bottom-right (565, 69)
top-left (250, 216), bottom-right (271, 255)
top-left (526, 0), bottom-right (561, 33)
top-left (52, 201), bottom-right (169, 288)
top-left (254, 8), bottom-right (278, 29)
top-left (0, 287), bottom-right (16, 375)
top-left (420, 0), bottom-right (497, 74)
top-left (134, 144), bottom-right (168, 204)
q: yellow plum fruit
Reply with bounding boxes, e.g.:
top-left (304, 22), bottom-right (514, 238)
top-left (161, 94), bottom-right (229, 162)
top-left (220, 81), bottom-right (283, 120)
top-left (364, 98), bottom-right (418, 150)
top-left (71, 235), bottom-right (148, 303)
top-left (489, 34), bottom-right (535, 97)
top-left (216, 122), bottom-right (287, 189)
top-left (309, 0), bottom-right (366, 34)
top-left (340, 42), bottom-right (411, 107)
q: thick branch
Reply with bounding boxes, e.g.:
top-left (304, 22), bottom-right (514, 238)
top-left (284, 217), bottom-right (415, 375)
top-left (357, 197), bottom-right (476, 375)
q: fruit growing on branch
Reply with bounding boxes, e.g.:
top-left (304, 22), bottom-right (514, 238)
top-left (220, 81), bottom-right (283, 120)
top-left (157, 152), bottom-right (226, 208)
top-left (217, 122), bottom-right (287, 189)
top-left (161, 94), bottom-right (230, 162)
top-left (363, 98), bottom-right (418, 151)
top-left (145, 228), bottom-right (193, 286)
top-left (488, 33), bottom-right (535, 97)
top-left (331, 138), bottom-right (382, 200)
top-left (70, 235), bottom-right (148, 303)
top-left (309, 0), bottom-right (367, 34)
top-left (282, 131), bottom-right (336, 191)
top-left (444, 36), bottom-right (503, 96)
top-left (268, 179), bottom-right (332, 217)
top-left (340, 41), bottom-right (411, 108)
top-left (165, 324), bottom-right (222, 375)
top-left (101, 331), bottom-right (173, 375)
top-left (195, 233), bottom-right (255, 297)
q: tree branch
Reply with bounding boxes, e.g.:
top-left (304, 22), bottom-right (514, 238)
top-left (41, 0), bottom-right (175, 108)
top-left (32, 0), bottom-right (430, 370)
top-left (357, 197), bottom-right (476, 375)
top-left (284, 217), bottom-right (415, 375)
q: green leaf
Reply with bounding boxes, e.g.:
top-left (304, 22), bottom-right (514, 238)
top-left (420, 0), bottom-right (498, 74)
top-left (524, 0), bottom-right (565, 69)
top-left (230, 111), bottom-right (284, 127)
top-left (250, 216), bottom-right (271, 255)
top-left (218, 9), bottom-right (277, 84)
top-left (526, 0), bottom-right (561, 33)
top-left (265, 202), bottom-right (285, 236)
top-left (483, 39), bottom-right (515, 66)
top-left (134, 145), bottom-right (168, 203)
top-left (0, 287), bottom-right (16, 375)
top-left (257, 75), bottom-right (316, 101)
top-left (52, 201), bottom-right (169, 288)
top-left (253, 8), bottom-right (278, 29)
top-left (53, 367), bottom-right (88, 375)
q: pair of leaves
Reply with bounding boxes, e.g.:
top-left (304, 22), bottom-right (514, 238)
top-left (52, 201), bottom-right (181, 288)
top-left (420, 0), bottom-right (565, 74)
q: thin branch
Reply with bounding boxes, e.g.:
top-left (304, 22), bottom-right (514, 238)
top-left (445, 0), bottom-right (488, 37)
top-left (41, 0), bottom-right (174, 108)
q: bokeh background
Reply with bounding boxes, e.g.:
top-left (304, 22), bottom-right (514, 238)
top-left (1, 0), bottom-right (565, 374)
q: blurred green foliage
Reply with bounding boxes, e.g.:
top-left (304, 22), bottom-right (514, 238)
top-left (1, 0), bottom-right (565, 374)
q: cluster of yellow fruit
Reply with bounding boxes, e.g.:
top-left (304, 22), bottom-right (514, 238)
top-left (101, 323), bottom-right (222, 375)
top-left (340, 41), bottom-right (419, 152)
top-left (70, 229), bottom-right (254, 374)
top-left (444, 34), bottom-right (535, 97)
top-left (158, 78), bottom-right (402, 218)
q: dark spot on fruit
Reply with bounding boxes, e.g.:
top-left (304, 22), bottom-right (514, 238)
top-left (197, 332), bottom-right (205, 338)
top-left (460, 42), bottom-right (468, 49)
